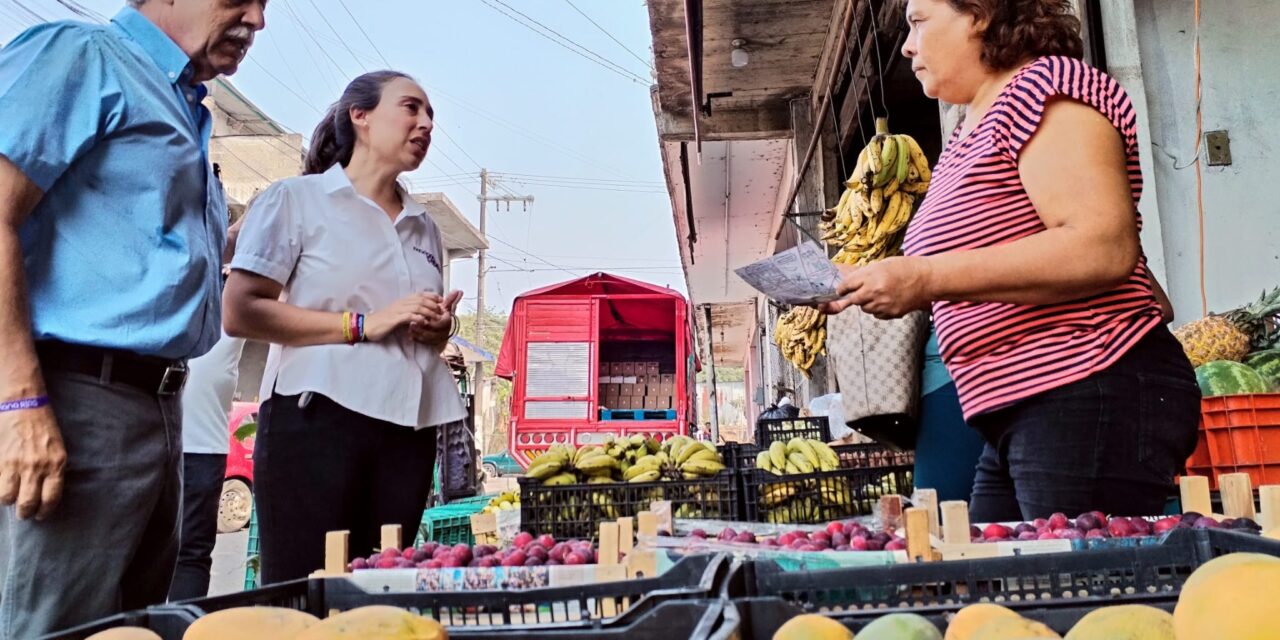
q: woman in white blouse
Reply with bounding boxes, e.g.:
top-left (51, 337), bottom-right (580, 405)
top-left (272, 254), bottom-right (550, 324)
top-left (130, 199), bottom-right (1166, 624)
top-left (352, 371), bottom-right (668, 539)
top-left (223, 71), bottom-right (465, 583)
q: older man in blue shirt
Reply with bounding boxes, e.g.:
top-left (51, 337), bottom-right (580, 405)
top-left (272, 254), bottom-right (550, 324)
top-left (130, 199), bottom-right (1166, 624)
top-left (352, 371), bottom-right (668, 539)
top-left (0, 0), bottom-right (266, 635)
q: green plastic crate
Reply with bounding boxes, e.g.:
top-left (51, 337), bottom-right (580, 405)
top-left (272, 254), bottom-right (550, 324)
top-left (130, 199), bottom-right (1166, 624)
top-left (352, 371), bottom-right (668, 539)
top-left (243, 504), bottom-right (260, 590)
top-left (415, 494), bottom-right (494, 546)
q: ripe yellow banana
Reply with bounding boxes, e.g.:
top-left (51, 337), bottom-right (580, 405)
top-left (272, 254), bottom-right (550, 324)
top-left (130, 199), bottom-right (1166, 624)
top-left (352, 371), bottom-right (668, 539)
top-left (756, 450), bottom-right (776, 474)
top-left (628, 470), bottom-right (661, 483)
top-left (680, 459), bottom-right (726, 476)
top-left (545, 472), bottom-right (578, 486)
top-left (768, 441), bottom-right (788, 470)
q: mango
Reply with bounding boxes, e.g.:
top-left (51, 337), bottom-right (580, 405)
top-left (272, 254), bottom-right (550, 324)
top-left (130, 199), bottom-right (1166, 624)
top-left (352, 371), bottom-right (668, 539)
top-left (945, 604), bottom-right (1022, 640)
top-left (295, 606), bottom-right (446, 640)
top-left (773, 613), bottom-right (853, 640)
top-left (1064, 605), bottom-right (1173, 640)
top-left (87, 629), bottom-right (162, 640)
top-left (858, 612), bottom-right (943, 640)
top-left (183, 607), bottom-right (319, 640)
top-left (1174, 555), bottom-right (1280, 640)
top-left (971, 617), bottom-right (1060, 639)
top-left (1181, 552), bottom-right (1280, 594)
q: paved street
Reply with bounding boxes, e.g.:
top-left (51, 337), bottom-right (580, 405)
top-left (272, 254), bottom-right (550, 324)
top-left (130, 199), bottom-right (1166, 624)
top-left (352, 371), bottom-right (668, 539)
top-left (209, 530), bottom-right (250, 596)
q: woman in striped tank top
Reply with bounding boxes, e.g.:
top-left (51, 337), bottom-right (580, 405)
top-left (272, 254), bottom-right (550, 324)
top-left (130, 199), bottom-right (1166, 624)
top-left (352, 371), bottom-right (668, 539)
top-left (821, 0), bottom-right (1199, 522)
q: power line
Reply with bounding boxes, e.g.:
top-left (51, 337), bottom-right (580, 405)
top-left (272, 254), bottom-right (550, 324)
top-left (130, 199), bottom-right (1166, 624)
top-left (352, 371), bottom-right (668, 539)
top-left (491, 171), bottom-right (663, 186)
top-left (478, 0), bottom-right (649, 86)
top-left (10, 0), bottom-right (49, 23)
top-left (305, 0), bottom-right (483, 174)
top-left (562, 0), bottom-right (654, 72)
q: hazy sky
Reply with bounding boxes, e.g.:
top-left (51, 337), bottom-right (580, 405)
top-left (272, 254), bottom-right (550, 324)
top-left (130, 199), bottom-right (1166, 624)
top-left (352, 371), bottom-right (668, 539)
top-left (0, 0), bottom-right (688, 314)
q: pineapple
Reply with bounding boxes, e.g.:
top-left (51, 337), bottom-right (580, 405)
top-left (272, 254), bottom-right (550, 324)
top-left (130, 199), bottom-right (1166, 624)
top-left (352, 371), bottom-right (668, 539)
top-left (1174, 287), bottom-right (1280, 367)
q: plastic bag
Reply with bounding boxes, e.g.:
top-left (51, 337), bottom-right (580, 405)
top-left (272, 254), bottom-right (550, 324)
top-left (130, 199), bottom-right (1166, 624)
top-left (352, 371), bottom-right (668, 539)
top-left (807, 393), bottom-right (852, 441)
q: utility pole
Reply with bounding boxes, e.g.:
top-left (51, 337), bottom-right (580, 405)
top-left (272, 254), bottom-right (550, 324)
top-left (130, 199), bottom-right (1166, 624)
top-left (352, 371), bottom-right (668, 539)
top-left (475, 169), bottom-right (489, 343)
top-left (472, 170), bottom-right (533, 454)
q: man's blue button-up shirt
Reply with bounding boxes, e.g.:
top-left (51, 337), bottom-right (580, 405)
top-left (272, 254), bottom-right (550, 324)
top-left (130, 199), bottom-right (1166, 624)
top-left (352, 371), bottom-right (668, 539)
top-left (0, 8), bottom-right (226, 360)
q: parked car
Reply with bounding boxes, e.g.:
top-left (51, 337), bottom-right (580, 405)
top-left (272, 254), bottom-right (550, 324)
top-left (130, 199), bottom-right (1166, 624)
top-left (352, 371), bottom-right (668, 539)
top-left (220, 401), bottom-right (258, 533)
top-left (481, 450), bottom-right (523, 478)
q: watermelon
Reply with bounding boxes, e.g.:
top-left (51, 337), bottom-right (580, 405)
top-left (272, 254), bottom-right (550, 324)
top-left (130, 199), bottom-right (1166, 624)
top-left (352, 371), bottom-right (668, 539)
top-left (1196, 360), bottom-right (1270, 397)
top-left (1244, 349), bottom-right (1280, 391)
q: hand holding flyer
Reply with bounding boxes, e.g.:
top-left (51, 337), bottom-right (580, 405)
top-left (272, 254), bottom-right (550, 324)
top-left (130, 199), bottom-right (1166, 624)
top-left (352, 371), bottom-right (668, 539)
top-left (734, 242), bottom-right (841, 305)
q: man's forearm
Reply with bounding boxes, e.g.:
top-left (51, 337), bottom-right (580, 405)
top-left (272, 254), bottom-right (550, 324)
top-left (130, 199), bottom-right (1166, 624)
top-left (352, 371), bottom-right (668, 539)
top-left (0, 157), bottom-right (47, 400)
top-left (0, 227), bottom-right (45, 400)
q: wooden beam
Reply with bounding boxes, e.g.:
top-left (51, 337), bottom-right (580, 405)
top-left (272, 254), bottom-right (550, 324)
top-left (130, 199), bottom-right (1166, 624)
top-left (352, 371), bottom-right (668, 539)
top-left (656, 106), bottom-right (793, 141)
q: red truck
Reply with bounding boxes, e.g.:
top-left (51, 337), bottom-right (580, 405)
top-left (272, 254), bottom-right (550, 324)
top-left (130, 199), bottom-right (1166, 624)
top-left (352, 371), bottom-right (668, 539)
top-left (494, 273), bottom-right (698, 467)
top-left (218, 401), bottom-right (258, 533)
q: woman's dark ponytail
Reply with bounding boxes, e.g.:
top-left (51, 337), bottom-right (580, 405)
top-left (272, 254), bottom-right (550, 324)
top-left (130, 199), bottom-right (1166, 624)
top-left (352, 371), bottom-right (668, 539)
top-left (303, 70), bottom-right (414, 175)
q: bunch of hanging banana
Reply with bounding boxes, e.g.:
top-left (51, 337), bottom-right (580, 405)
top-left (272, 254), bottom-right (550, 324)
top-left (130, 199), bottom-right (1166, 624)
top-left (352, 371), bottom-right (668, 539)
top-left (774, 306), bottom-right (826, 377)
top-left (820, 117), bottom-right (931, 266)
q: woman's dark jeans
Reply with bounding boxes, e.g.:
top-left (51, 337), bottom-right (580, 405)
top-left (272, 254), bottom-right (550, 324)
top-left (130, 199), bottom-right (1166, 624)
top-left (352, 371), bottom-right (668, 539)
top-left (968, 324), bottom-right (1201, 522)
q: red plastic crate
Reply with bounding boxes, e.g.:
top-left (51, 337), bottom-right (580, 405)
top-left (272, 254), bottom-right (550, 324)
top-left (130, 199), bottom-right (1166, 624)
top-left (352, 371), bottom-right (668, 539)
top-left (1185, 427), bottom-right (1215, 489)
top-left (1201, 393), bottom-right (1280, 488)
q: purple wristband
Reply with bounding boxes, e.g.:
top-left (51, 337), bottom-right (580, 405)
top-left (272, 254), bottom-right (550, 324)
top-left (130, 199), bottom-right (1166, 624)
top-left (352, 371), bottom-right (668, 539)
top-left (0, 396), bottom-right (50, 413)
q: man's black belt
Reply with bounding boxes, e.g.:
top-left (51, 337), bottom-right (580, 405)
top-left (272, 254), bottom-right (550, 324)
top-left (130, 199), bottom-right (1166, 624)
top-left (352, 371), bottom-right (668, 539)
top-left (35, 341), bottom-right (189, 397)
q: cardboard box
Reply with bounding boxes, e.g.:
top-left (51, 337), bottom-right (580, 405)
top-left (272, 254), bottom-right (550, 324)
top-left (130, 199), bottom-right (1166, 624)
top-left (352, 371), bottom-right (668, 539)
top-left (622, 362), bottom-right (636, 376)
top-left (659, 383), bottom-right (675, 397)
top-left (646, 363), bottom-right (660, 376)
top-left (608, 362), bottom-right (623, 376)
top-left (618, 383), bottom-right (635, 396)
top-left (660, 374), bottom-right (676, 386)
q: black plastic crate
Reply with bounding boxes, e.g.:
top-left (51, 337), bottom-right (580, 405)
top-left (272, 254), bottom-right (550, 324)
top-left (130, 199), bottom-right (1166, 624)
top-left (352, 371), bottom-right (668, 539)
top-left (723, 442), bottom-right (914, 472)
top-left (832, 442), bottom-right (914, 469)
top-left (47, 554), bottom-right (731, 640)
top-left (754, 417), bottom-right (829, 447)
top-left (741, 465), bottom-right (913, 524)
top-left (519, 474), bottom-right (739, 541)
top-left (722, 528), bottom-right (1280, 636)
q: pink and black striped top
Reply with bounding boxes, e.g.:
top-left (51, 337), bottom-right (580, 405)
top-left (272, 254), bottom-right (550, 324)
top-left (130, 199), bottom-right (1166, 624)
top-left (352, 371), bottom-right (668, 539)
top-left (901, 56), bottom-right (1163, 420)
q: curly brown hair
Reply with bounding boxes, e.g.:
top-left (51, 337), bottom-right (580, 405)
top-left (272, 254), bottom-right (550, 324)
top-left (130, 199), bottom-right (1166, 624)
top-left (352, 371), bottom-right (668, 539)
top-left (946, 0), bottom-right (1084, 70)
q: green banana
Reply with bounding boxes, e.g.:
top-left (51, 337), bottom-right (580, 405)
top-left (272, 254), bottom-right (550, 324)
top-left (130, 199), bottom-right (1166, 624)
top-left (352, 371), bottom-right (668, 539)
top-left (875, 135), bottom-right (897, 186)
top-left (894, 134), bottom-right (910, 184)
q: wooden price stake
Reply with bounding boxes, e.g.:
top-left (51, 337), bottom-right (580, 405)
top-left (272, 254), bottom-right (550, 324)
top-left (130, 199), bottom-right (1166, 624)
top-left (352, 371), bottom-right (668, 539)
top-left (628, 511), bottom-right (659, 580)
top-left (904, 507), bottom-right (936, 562)
top-left (381, 524), bottom-right (403, 552)
top-left (1220, 473), bottom-right (1257, 520)
top-left (915, 489), bottom-right (940, 537)
top-left (1180, 475), bottom-right (1213, 516)
top-left (940, 501), bottom-right (971, 545)
top-left (321, 530), bottom-right (350, 576)
top-left (597, 522), bottom-right (621, 617)
top-left (1259, 485), bottom-right (1280, 533)
top-left (880, 495), bottom-right (905, 531)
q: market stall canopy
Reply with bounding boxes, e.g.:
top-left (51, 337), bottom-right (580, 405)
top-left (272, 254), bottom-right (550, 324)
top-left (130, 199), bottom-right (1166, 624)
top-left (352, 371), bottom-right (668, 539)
top-left (446, 336), bottom-right (495, 366)
top-left (494, 273), bottom-right (696, 380)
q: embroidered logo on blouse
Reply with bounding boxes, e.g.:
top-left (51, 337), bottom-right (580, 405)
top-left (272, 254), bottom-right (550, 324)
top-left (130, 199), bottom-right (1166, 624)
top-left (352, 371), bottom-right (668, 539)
top-left (413, 246), bottom-right (442, 273)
